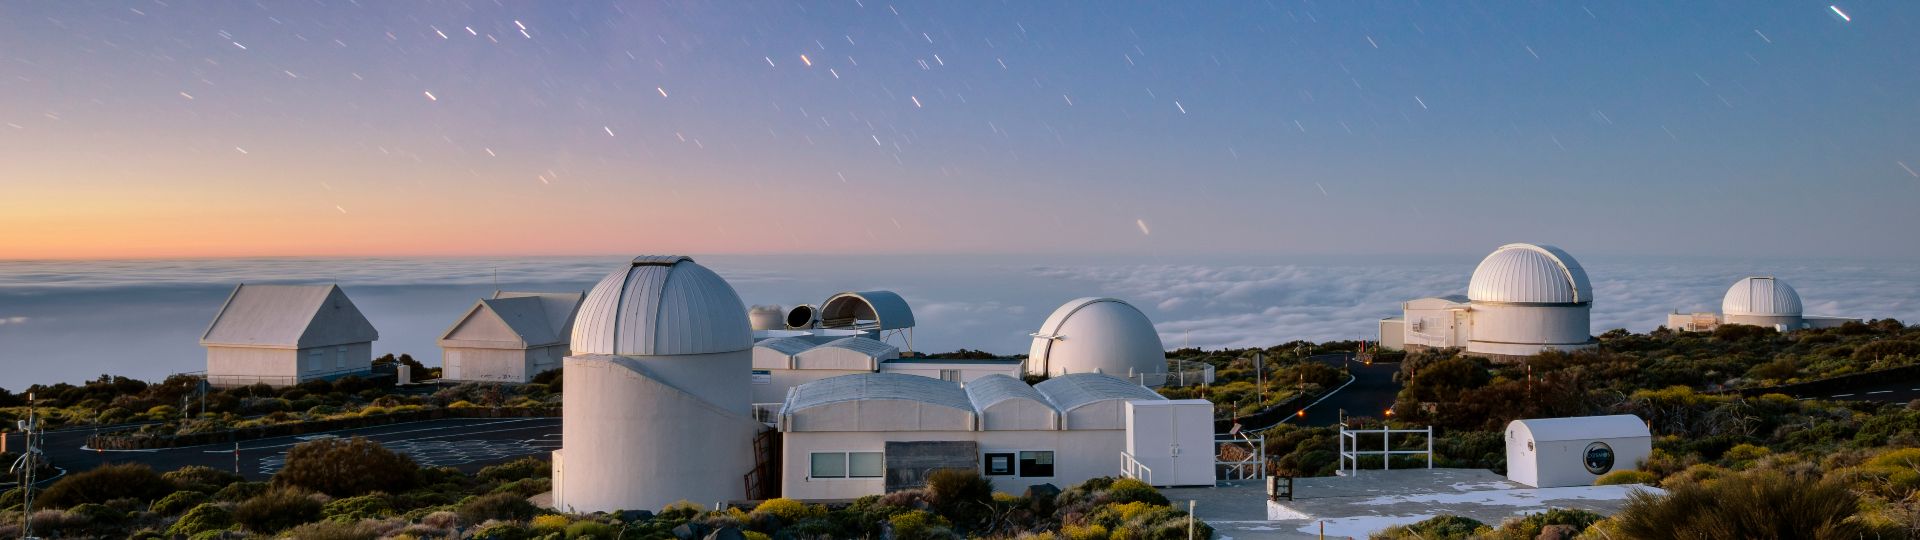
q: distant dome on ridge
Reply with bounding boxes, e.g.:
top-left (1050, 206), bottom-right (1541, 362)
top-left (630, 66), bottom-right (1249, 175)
top-left (570, 256), bottom-right (752, 356)
top-left (1722, 276), bottom-right (1802, 317)
top-left (1467, 243), bottom-right (1592, 305)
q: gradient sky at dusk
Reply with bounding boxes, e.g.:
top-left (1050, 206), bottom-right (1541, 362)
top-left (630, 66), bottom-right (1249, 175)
top-left (3, 1), bottom-right (1917, 260)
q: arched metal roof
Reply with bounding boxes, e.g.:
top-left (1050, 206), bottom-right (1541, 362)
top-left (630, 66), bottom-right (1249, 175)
top-left (965, 374), bottom-right (1050, 411)
top-left (570, 256), bottom-right (752, 356)
top-left (1467, 243), bottom-right (1592, 305)
top-left (806, 336), bottom-right (899, 358)
top-left (753, 336), bottom-right (818, 356)
top-left (1033, 373), bottom-right (1163, 412)
top-left (1509, 415), bottom-right (1649, 442)
top-left (1722, 276), bottom-right (1802, 317)
top-left (818, 291), bottom-right (915, 331)
top-left (784, 372), bottom-right (972, 412)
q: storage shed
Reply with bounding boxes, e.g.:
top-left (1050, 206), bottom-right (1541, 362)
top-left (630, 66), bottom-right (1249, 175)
top-left (1506, 415), bottom-right (1652, 488)
top-left (200, 284), bottom-right (379, 387)
top-left (437, 291), bottom-right (583, 383)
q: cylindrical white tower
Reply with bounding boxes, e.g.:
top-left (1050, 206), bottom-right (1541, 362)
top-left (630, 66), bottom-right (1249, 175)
top-left (748, 304), bottom-right (785, 331)
top-left (1721, 276), bottom-right (1803, 329)
top-left (552, 256), bottom-right (760, 513)
top-left (1026, 297), bottom-right (1168, 386)
top-left (1465, 244), bottom-right (1595, 359)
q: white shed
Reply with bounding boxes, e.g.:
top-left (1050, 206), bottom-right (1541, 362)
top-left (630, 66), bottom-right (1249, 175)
top-left (1124, 400), bottom-right (1215, 487)
top-left (437, 291), bottom-right (583, 383)
top-left (1506, 415), bottom-right (1651, 488)
top-left (201, 284), bottom-right (379, 387)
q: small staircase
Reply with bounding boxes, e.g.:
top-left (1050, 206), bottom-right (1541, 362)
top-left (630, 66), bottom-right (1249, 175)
top-left (743, 427), bottom-right (782, 500)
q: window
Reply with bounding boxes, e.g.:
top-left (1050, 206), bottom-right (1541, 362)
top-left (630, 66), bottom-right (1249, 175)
top-left (1018, 451), bottom-right (1054, 477)
top-left (983, 452), bottom-right (1015, 476)
top-left (940, 369), bottom-right (962, 382)
top-left (307, 350), bottom-right (324, 372)
top-left (810, 453), bottom-right (847, 478)
top-left (810, 451), bottom-right (884, 479)
top-left (848, 452), bottom-right (884, 478)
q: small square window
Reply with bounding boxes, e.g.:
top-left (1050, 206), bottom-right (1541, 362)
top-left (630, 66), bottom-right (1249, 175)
top-left (1018, 451), bottom-right (1054, 478)
top-left (849, 452), bottom-right (884, 478)
top-left (984, 452), bottom-right (1015, 476)
top-left (810, 452), bottom-right (847, 478)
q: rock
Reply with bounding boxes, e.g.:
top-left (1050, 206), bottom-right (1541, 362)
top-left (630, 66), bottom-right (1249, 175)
top-left (1023, 483), bottom-right (1061, 501)
top-left (617, 509), bottom-right (654, 523)
top-left (703, 526), bottom-right (748, 540)
top-left (671, 522), bottom-right (709, 540)
top-left (1536, 523), bottom-right (1578, 540)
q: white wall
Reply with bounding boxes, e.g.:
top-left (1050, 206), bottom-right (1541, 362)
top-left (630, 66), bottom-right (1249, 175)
top-left (1379, 319), bottom-right (1405, 349)
top-left (1467, 304), bottom-right (1593, 357)
top-left (1402, 307), bottom-right (1467, 349)
top-left (881, 363), bottom-right (1020, 383)
top-left (554, 354), bottom-right (760, 513)
top-left (1507, 430), bottom-right (1651, 487)
top-left (780, 430), bottom-right (1125, 500)
top-left (206, 346), bottom-right (299, 386)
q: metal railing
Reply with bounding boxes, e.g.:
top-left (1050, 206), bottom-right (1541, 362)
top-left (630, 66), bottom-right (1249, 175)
top-left (1120, 451), bottom-right (1153, 484)
top-left (751, 403), bottom-right (783, 426)
top-left (1337, 425), bottom-right (1433, 476)
top-left (1216, 433), bottom-right (1266, 481)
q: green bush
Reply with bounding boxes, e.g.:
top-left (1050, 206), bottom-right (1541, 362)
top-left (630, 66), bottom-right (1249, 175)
top-left (477, 456), bottom-right (550, 482)
top-left (164, 465), bottom-right (245, 490)
top-left (271, 436), bottom-right (420, 497)
top-left (167, 503), bottom-right (234, 537)
top-left (1376, 515), bottom-right (1486, 540)
top-left (66, 502), bottom-right (126, 524)
top-left (151, 490), bottom-right (211, 515)
top-left (233, 487), bottom-right (323, 533)
top-left (323, 493), bottom-right (395, 522)
top-left (38, 463), bottom-right (175, 508)
top-left (213, 480), bottom-right (268, 502)
top-left (1103, 478), bottom-right (1170, 506)
top-left (1614, 471), bottom-right (1864, 539)
top-left (458, 492), bottom-right (539, 524)
top-left (1595, 470), bottom-right (1660, 486)
top-left (751, 497), bottom-right (826, 523)
top-left (276, 519), bottom-right (384, 540)
top-left (565, 520), bottom-right (618, 539)
top-left (926, 468), bottom-right (994, 514)
top-left (1489, 508), bottom-right (1604, 539)
top-left (887, 510), bottom-right (957, 540)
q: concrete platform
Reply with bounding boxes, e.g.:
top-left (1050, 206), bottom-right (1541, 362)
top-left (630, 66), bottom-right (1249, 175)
top-left (1160, 468), bottom-right (1658, 540)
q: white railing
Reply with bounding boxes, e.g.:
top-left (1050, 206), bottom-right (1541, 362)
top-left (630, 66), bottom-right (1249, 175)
top-left (1337, 425), bottom-right (1433, 476)
top-left (751, 403), bottom-right (783, 426)
top-left (1216, 433), bottom-right (1266, 481)
top-left (1120, 451), bottom-right (1154, 484)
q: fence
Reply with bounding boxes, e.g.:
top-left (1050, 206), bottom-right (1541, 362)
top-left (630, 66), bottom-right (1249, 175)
top-left (1336, 425), bottom-right (1432, 476)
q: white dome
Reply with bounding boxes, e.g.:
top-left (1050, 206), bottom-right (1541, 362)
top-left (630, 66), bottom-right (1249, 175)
top-left (1027, 297), bottom-right (1166, 383)
top-left (1722, 276), bottom-right (1802, 317)
top-left (1467, 243), bottom-right (1592, 304)
top-left (570, 256), bottom-right (752, 356)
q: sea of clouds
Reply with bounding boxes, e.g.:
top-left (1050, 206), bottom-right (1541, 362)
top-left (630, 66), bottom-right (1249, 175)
top-left (2, 255), bottom-right (1915, 386)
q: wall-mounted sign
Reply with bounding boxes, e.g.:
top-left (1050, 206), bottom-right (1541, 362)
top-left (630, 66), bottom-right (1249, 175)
top-left (752, 370), bottom-right (771, 385)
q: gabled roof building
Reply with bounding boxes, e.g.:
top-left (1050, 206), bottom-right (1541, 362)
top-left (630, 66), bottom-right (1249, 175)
top-left (438, 291), bottom-right (584, 383)
top-left (200, 284), bottom-right (379, 387)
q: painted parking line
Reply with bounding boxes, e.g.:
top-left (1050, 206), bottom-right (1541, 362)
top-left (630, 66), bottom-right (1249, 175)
top-left (1831, 394), bottom-right (1855, 398)
top-left (1867, 390), bottom-right (1893, 395)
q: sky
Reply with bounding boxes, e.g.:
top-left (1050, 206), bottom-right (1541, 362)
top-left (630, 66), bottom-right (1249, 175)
top-left (2, 1), bottom-right (1917, 260)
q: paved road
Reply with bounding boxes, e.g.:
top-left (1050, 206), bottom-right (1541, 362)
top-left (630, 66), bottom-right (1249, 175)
top-left (1296, 358), bottom-right (1401, 427)
top-left (5, 417), bottom-right (560, 485)
top-left (1794, 380), bottom-right (1920, 403)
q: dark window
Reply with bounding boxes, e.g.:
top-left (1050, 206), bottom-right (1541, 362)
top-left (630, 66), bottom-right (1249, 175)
top-left (983, 452), bottom-right (1015, 476)
top-left (1018, 451), bottom-right (1054, 477)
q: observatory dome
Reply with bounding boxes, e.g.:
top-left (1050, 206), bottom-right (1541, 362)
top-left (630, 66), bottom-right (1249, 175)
top-left (1467, 243), bottom-right (1592, 305)
top-left (1722, 277), bottom-right (1802, 317)
top-left (1026, 297), bottom-right (1167, 385)
top-left (570, 255), bottom-right (752, 357)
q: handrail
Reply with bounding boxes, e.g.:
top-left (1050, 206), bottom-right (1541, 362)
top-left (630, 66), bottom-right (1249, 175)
top-left (1120, 451), bottom-right (1153, 484)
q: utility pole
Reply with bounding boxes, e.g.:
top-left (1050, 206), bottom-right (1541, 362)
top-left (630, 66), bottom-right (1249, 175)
top-left (10, 392), bottom-right (41, 539)
top-left (1255, 352), bottom-right (1265, 406)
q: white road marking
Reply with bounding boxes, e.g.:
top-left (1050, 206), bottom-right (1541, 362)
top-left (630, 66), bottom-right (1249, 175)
top-left (1867, 390), bottom-right (1892, 394)
top-left (1831, 394), bottom-right (1855, 398)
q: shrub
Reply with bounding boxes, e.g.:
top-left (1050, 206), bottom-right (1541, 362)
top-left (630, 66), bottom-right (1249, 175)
top-left (212, 481), bottom-right (268, 502)
top-left (151, 490), bottom-right (211, 515)
top-left (1489, 508), bottom-right (1604, 539)
top-left (164, 465), bottom-right (245, 492)
top-left (888, 510), bottom-right (957, 540)
top-left (751, 497), bottom-right (825, 523)
top-left (233, 487), bottom-right (323, 533)
top-left (1062, 523), bottom-right (1109, 540)
top-left (565, 520), bottom-right (618, 539)
top-left (38, 463), bottom-right (175, 508)
top-left (926, 468), bottom-right (994, 509)
top-left (459, 492), bottom-right (538, 524)
top-left (529, 513), bottom-right (571, 532)
top-left (1614, 471), bottom-right (1864, 539)
top-left (167, 503), bottom-right (234, 537)
top-left (477, 456), bottom-right (550, 482)
top-left (323, 493), bottom-right (395, 522)
top-left (276, 519), bottom-right (385, 540)
top-left (272, 436), bottom-right (420, 497)
top-left (1376, 515), bottom-right (1486, 540)
top-left (1103, 478), bottom-right (1170, 506)
top-left (1594, 470), bottom-right (1660, 486)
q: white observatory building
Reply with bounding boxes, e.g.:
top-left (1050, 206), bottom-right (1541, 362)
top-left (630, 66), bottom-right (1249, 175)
top-left (1380, 243), bottom-right (1596, 360)
top-left (551, 256), bottom-right (764, 513)
top-left (1665, 276), bottom-right (1859, 332)
top-left (1026, 297), bottom-right (1171, 386)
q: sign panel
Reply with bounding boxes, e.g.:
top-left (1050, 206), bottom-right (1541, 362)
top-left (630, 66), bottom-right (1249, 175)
top-left (752, 370), bottom-right (771, 385)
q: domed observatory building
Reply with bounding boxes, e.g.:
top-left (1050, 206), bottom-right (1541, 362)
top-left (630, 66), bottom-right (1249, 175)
top-left (551, 256), bottom-right (762, 513)
top-left (1665, 276), bottom-right (1859, 332)
top-left (1383, 243), bottom-right (1595, 360)
top-left (1464, 243), bottom-right (1597, 359)
top-left (1026, 297), bottom-right (1176, 386)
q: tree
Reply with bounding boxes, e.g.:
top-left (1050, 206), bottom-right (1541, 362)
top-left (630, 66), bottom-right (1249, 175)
top-left (271, 437), bottom-right (420, 497)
